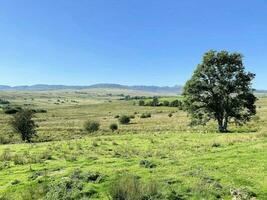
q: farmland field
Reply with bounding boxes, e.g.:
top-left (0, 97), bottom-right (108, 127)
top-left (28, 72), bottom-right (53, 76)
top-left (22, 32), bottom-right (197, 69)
top-left (0, 89), bottom-right (266, 199)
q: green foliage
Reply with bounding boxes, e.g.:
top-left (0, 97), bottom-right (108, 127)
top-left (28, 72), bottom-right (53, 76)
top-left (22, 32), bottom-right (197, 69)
top-left (119, 115), bottom-right (131, 124)
top-left (169, 100), bottom-right (182, 108)
top-left (183, 50), bottom-right (257, 132)
top-left (31, 109), bottom-right (47, 113)
top-left (140, 98), bottom-right (182, 108)
top-left (10, 109), bottom-right (37, 142)
top-left (84, 120), bottom-right (100, 133)
top-left (110, 123), bottom-right (118, 131)
top-left (145, 97), bottom-right (159, 107)
top-left (4, 106), bottom-right (22, 115)
top-left (0, 99), bottom-right (10, 105)
top-left (140, 113), bottom-right (151, 118)
top-left (138, 100), bottom-right (145, 106)
top-left (163, 100), bottom-right (170, 106)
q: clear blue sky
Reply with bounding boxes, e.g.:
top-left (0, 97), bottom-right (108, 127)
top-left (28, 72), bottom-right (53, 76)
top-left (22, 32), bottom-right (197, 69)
top-left (0, 0), bottom-right (266, 88)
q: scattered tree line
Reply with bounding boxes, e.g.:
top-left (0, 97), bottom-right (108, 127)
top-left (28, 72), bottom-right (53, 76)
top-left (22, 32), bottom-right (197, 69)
top-left (3, 106), bottom-right (47, 115)
top-left (120, 95), bottom-right (154, 101)
top-left (138, 97), bottom-right (183, 109)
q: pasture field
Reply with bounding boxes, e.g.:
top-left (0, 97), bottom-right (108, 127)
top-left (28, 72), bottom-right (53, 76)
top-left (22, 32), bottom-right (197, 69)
top-left (0, 89), bottom-right (266, 199)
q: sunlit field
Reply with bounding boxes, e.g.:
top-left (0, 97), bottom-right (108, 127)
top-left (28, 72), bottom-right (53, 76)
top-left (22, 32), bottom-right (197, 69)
top-left (0, 89), bottom-right (266, 199)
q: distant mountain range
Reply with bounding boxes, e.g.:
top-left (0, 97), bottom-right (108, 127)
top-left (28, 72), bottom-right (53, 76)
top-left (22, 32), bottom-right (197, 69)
top-left (0, 84), bottom-right (266, 94)
top-left (0, 84), bottom-right (184, 94)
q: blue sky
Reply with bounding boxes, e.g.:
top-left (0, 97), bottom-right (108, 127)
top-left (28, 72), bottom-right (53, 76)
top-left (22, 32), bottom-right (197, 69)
top-left (0, 0), bottom-right (266, 88)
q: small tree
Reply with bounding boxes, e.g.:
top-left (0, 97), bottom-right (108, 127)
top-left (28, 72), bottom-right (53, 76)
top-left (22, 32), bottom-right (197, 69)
top-left (110, 123), bottom-right (118, 131)
top-left (151, 97), bottom-right (159, 106)
top-left (183, 50), bottom-right (257, 132)
top-left (10, 109), bottom-right (37, 142)
top-left (169, 100), bottom-right (182, 108)
top-left (84, 120), bottom-right (100, 133)
top-left (138, 100), bottom-right (145, 106)
top-left (163, 101), bottom-right (170, 107)
top-left (119, 115), bottom-right (130, 124)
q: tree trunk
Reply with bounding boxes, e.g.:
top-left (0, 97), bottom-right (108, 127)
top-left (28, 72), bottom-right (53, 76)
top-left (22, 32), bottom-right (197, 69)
top-left (223, 116), bottom-right (228, 132)
top-left (217, 118), bottom-right (228, 133)
top-left (218, 119), bottom-right (223, 132)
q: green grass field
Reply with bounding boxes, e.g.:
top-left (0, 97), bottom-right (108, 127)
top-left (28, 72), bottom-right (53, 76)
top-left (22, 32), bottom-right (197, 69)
top-left (0, 89), bottom-right (266, 199)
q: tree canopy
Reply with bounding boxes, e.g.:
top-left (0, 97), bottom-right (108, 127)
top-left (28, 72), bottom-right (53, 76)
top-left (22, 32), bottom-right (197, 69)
top-left (183, 50), bottom-right (257, 132)
top-left (10, 109), bottom-right (37, 142)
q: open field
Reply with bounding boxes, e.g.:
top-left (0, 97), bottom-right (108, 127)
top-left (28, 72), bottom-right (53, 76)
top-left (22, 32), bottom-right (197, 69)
top-left (0, 89), bottom-right (267, 199)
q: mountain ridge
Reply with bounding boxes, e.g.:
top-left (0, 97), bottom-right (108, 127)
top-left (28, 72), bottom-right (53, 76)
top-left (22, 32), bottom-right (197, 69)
top-left (0, 84), bottom-right (183, 94)
top-left (0, 84), bottom-right (266, 94)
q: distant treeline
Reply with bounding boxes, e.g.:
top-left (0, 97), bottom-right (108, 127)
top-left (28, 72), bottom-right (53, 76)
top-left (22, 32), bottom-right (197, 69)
top-left (138, 97), bottom-right (182, 108)
top-left (0, 99), bottom-right (47, 115)
top-left (121, 96), bottom-right (182, 108)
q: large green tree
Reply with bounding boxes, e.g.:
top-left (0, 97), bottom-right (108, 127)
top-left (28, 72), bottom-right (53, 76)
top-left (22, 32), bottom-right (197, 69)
top-left (183, 50), bottom-right (257, 132)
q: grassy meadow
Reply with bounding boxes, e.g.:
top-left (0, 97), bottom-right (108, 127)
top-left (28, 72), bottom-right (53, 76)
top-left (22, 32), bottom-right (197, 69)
top-left (0, 89), bottom-right (266, 199)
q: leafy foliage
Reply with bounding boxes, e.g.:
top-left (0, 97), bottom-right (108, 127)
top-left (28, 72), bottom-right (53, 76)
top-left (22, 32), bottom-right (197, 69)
top-left (110, 123), bottom-right (118, 131)
top-left (118, 115), bottom-right (131, 125)
top-left (84, 120), bottom-right (100, 133)
top-left (140, 113), bottom-right (151, 118)
top-left (183, 50), bottom-right (257, 132)
top-left (10, 109), bottom-right (37, 142)
top-left (138, 100), bottom-right (145, 106)
top-left (4, 106), bottom-right (22, 115)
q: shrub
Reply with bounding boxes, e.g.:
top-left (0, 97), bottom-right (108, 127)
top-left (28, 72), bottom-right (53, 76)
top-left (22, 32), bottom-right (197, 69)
top-left (84, 120), bottom-right (100, 133)
top-left (31, 109), bottom-right (47, 113)
top-left (140, 113), bottom-right (151, 118)
top-left (10, 109), bottom-right (37, 142)
top-left (4, 107), bottom-right (21, 115)
top-left (114, 115), bottom-right (120, 118)
top-left (110, 123), bottom-right (118, 132)
top-left (129, 115), bottom-right (135, 119)
top-left (119, 115), bottom-right (130, 124)
top-left (168, 113), bottom-right (173, 117)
